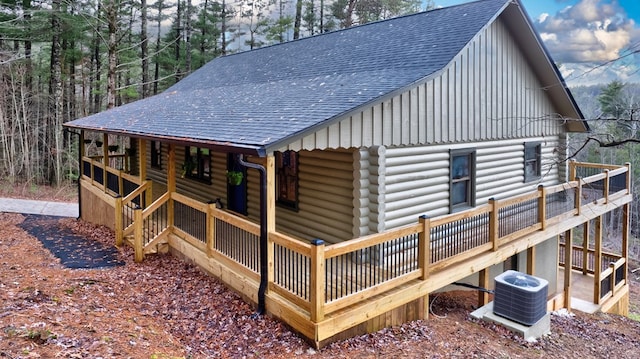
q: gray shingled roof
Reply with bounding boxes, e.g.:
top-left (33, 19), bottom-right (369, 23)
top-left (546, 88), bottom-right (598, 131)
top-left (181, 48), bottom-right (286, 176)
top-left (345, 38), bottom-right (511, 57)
top-left (65, 0), bottom-right (509, 155)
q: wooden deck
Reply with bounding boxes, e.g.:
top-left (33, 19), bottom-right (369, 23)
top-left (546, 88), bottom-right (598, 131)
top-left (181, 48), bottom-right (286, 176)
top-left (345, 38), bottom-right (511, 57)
top-left (80, 157), bottom-right (632, 347)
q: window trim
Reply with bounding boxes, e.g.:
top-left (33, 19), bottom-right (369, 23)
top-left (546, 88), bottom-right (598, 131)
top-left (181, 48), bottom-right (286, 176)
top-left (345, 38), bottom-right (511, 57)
top-left (449, 148), bottom-right (476, 213)
top-left (275, 150), bottom-right (299, 211)
top-left (184, 146), bottom-right (212, 184)
top-left (524, 142), bottom-right (542, 183)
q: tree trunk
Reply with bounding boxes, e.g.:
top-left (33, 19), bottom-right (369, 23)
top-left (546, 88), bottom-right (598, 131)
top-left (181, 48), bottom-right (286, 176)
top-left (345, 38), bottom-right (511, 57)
top-left (174, 0), bottom-right (182, 82)
top-left (294, 0), bottom-right (303, 39)
top-left (221, 0), bottom-right (227, 55)
top-left (106, 2), bottom-right (117, 109)
top-left (49, 0), bottom-right (64, 184)
top-left (185, 0), bottom-right (192, 74)
top-left (141, 0), bottom-right (149, 98)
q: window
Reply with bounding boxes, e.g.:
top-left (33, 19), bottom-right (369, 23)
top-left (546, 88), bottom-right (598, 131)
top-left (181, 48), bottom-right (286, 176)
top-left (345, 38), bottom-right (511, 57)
top-left (450, 149), bottom-right (476, 212)
top-left (151, 141), bottom-right (162, 168)
top-left (275, 151), bottom-right (299, 210)
top-left (183, 146), bottom-right (211, 182)
top-left (524, 142), bottom-right (541, 182)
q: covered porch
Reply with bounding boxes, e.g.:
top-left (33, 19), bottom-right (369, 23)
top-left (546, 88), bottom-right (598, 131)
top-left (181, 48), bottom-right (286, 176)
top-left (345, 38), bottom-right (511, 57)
top-left (77, 133), bottom-right (632, 347)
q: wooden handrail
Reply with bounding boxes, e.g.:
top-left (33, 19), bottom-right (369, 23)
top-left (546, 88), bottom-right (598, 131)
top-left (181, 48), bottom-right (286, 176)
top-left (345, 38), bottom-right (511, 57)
top-left (123, 181), bottom-right (151, 204)
top-left (324, 223), bottom-right (422, 258)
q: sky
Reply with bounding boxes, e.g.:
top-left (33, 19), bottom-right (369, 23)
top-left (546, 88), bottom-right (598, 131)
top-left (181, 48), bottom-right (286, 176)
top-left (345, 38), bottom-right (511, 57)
top-left (434, 0), bottom-right (640, 87)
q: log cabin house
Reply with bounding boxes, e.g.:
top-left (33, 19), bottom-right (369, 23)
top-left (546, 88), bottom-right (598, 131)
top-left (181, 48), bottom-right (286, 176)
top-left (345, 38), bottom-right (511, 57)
top-left (64, 0), bottom-right (632, 348)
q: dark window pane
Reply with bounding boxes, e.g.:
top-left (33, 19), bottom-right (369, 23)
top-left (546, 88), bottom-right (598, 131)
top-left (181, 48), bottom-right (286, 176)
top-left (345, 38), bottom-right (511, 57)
top-left (452, 155), bottom-right (469, 179)
top-left (451, 181), bottom-right (468, 205)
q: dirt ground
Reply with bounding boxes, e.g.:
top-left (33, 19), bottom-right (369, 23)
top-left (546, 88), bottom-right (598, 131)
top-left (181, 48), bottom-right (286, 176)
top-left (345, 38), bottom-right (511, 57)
top-left (1, 212), bottom-right (639, 358)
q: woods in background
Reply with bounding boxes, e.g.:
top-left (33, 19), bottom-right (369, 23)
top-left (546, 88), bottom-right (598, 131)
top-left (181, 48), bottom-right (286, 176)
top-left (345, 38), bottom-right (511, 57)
top-left (0, 0), bottom-right (426, 187)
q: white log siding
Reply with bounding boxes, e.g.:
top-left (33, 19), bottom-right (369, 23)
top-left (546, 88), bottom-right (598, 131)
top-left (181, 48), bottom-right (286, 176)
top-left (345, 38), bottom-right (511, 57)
top-left (250, 149), bottom-right (355, 244)
top-left (381, 137), bottom-right (563, 230)
top-left (282, 17), bottom-right (563, 152)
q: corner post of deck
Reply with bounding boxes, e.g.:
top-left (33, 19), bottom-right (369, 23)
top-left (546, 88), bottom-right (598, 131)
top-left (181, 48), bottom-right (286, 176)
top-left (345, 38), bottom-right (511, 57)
top-left (603, 169), bottom-right (610, 204)
top-left (575, 177), bottom-right (582, 216)
top-left (537, 185), bottom-right (546, 230)
top-left (134, 205), bottom-right (144, 262)
top-left (625, 162), bottom-right (631, 195)
top-left (418, 215), bottom-right (430, 280)
top-left (478, 268), bottom-right (489, 308)
top-left (167, 143), bottom-right (176, 230)
top-left (568, 159), bottom-right (577, 181)
top-left (206, 200), bottom-right (216, 257)
top-left (102, 133), bottom-right (109, 192)
top-left (582, 220), bottom-right (590, 275)
top-left (527, 247), bottom-right (536, 275)
top-left (117, 170), bottom-right (124, 196)
top-left (593, 215), bottom-right (603, 304)
top-left (489, 198), bottom-right (499, 251)
top-left (310, 239), bottom-right (325, 322)
top-left (114, 194), bottom-right (123, 247)
top-left (563, 228), bottom-right (573, 311)
top-left (266, 155), bottom-right (276, 287)
top-left (138, 138), bottom-right (147, 188)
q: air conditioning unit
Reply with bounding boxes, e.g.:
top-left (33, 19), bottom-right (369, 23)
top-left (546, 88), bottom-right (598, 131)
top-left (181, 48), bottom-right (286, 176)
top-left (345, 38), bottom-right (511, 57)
top-left (493, 270), bottom-right (548, 326)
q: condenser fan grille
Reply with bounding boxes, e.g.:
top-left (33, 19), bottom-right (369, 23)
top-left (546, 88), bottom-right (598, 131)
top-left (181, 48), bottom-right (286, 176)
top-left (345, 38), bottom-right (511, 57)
top-left (503, 274), bottom-right (540, 288)
top-left (493, 270), bottom-right (548, 326)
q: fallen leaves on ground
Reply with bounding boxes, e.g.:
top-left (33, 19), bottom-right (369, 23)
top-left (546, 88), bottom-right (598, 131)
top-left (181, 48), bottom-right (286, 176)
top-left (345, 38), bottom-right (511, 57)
top-left (1, 212), bottom-right (639, 358)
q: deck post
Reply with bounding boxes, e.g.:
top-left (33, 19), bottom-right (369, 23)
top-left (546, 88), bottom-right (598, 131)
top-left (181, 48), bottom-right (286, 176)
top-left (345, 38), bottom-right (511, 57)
top-left (603, 169), bottom-right (610, 204)
top-left (114, 195), bottom-right (123, 246)
top-left (575, 177), bottom-right (582, 216)
top-left (568, 159), bottom-right (577, 181)
top-left (537, 185), bottom-right (546, 230)
top-left (266, 155), bottom-right (276, 286)
top-left (133, 206), bottom-right (144, 262)
top-left (582, 220), bottom-right (590, 275)
top-left (489, 198), bottom-right (499, 251)
top-left (563, 228), bottom-right (573, 311)
top-left (167, 143), bottom-right (176, 229)
top-left (478, 268), bottom-right (489, 307)
top-left (310, 239), bottom-right (325, 322)
top-left (102, 133), bottom-right (109, 192)
top-left (206, 201), bottom-right (216, 257)
top-left (593, 216), bottom-right (603, 304)
top-left (526, 247), bottom-right (535, 275)
top-left (625, 162), bottom-right (631, 195)
top-left (622, 203), bottom-right (630, 283)
top-left (418, 215), bottom-right (430, 280)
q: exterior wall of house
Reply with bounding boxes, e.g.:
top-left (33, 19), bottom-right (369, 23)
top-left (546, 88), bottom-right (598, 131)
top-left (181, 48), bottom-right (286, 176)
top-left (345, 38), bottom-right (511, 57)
top-left (145, 143), bottom-right (227, 203)
top-left (249, 149), bottom-right (355, 244)
top-left (281, 17), bottom-right (564, 152)
top-left (372, 137), bottom-right (562, 230)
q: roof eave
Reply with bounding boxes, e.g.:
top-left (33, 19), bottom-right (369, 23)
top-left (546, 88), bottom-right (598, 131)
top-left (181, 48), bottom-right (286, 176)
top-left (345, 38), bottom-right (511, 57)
top-left (63, 123), bottom-right (266, 157)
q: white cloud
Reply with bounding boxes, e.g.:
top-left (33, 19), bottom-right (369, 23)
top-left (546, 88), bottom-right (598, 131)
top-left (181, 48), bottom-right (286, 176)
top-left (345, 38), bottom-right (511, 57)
top-left (537, 0), bottom-right (636, 63)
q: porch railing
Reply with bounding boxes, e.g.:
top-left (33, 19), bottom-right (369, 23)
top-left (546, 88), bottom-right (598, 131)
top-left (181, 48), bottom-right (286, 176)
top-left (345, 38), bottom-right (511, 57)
top-left (82, 155), bottom-right (140, 198)
top-left (93, 160), bottom-right (630, 325)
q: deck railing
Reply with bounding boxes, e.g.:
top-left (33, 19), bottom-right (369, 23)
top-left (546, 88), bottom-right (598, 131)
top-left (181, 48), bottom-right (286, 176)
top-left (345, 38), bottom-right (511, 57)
top-left (89, 160), bottom-right (630, 325)
top-left (81, 156), bottom-right (140, 198)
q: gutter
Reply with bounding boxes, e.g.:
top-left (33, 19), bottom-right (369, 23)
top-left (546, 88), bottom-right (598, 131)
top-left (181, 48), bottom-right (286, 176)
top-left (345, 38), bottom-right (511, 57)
top-left (236, 154), bottom-right (268, 315)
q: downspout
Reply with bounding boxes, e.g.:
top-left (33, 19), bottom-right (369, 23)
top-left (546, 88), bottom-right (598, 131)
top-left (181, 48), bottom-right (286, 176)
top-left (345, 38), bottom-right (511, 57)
top-left (64, 129), bottom-right (82, 219)
top-left (236, 154), bottom-right (268, 315)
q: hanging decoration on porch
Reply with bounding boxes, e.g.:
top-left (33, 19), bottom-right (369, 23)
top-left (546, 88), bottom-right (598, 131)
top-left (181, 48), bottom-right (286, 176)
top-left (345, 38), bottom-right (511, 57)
top-left (226, 170), bottom-right (244, 186)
